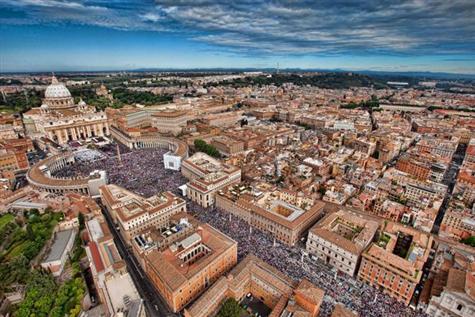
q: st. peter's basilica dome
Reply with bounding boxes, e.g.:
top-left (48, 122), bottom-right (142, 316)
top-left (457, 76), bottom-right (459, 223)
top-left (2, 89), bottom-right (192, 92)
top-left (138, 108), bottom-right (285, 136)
top-left (44, 75), bottom-right (72, 99)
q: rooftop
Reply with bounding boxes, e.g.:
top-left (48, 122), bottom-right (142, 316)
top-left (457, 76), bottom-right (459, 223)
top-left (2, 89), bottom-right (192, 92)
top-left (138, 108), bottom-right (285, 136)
top-left (145, 220), bottom-right (236, 292)
top-left (100, 184), bottom-right (185, 222)
top-left (43, 229), bottom-right (76, 263)
top-left (364, 222), bottom-right (432, 280)
top-left (310, 210), bottom-right (379, 255)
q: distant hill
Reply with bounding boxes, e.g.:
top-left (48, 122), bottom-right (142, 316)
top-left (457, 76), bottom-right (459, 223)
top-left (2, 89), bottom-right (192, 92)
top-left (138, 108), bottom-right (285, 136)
top-left (2, 68), bottom-right (474, 82)
top-left (204, 72), bottom-right (387, 89)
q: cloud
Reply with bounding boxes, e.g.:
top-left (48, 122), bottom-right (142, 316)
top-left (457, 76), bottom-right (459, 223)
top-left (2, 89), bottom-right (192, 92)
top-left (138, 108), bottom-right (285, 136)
top-left (155, 0), bottom-right (475, 56)
top-left (140, 13), bottom-right (162, 23)
top-left (0, 0), bottom-right (166, 31)
top-left (1, 0), bottom-right (474, 57)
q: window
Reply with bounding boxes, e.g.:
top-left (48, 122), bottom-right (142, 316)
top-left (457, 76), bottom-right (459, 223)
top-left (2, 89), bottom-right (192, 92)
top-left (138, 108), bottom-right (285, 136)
top-left (456, 304), bottom-right (463, 311)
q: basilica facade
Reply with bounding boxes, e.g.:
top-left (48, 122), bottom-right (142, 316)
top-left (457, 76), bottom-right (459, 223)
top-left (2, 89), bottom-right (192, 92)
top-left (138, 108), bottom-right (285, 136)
top-left (23, 76), bottom-right (110, 145)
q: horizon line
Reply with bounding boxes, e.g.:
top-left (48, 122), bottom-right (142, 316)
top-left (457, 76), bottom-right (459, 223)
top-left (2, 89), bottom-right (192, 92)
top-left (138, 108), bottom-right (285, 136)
top-left (1, 67), bottom-right (475, 78)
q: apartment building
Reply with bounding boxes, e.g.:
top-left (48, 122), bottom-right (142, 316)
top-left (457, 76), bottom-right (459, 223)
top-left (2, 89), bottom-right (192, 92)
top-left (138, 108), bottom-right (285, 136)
top-left (357, 222), bottom-right (433, 305)
top-left (306, 210), bottom-right (379, 276)
top-left (142, 216), bottom-right (237, 312)
top-left (99, 184), bottom-right (186, 241)
top-left (210, 136), bottom-right (245, 157)
top-left (181, 152), bottom-right (241, 207)
top-left (185, 254), bottom-right (324, 317)
top-left (396, 153), bottom-right (447, 182)
top-left (440, 199), bottom-right (475, 241)
top-left (216, 183), bottom-right (325, 246)
top-left (454, 169), bottom-right (475, 205)
top-left (151, 110), bottom-right (190, 136)
top-left (415, 137), bottom-right (458, 162)
top-left (201, 111), bottom-right (243, 127)
top-left (84, 216), bottom-right (143, 316)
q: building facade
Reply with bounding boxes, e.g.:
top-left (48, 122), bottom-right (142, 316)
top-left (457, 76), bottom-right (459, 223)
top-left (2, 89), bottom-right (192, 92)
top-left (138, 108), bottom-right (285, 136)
top-left (184, 254), bottom-right (324, 317)
top-left (23, 76), bottom-right (110, 145)
top-left (99, 184), bottom-right (186, 242)
top-left (141, 216), bottom-right (238, 312)
top-left (181, 152), bottom-right (241, 207)
top-left (151, 110), bottom-right (190, 136)
top-left (306, 210), bottom-right (378, 276)
top-left (357, 222), bottom-right (433, 305)
top-left (216, 184), bottom-right (326, 246)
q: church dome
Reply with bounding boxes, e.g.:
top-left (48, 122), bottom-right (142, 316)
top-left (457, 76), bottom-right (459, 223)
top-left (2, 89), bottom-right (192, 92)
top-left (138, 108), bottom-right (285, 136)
top-left (44, 76), bottom-right (72, 99)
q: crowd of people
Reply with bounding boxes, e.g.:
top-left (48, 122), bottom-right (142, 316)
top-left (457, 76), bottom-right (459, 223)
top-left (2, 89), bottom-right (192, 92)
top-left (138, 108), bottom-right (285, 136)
top-left (51, 144), bottom-right (428, 317)
top-left (52, 147), bottom-right (188, 197)
top-left (188, 200), bottom-right (428, 317)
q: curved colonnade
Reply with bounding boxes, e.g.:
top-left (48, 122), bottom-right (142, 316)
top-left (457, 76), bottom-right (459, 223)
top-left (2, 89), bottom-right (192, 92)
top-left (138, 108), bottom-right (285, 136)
top-left (26, 128), bottom-right (189, 196)
top-left (26, 152), bottom-right (99, 195)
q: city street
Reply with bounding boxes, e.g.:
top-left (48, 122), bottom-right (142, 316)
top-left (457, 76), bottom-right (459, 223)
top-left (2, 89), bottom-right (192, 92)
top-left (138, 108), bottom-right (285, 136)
top-left (97, 200), bottom-right (178, 317)
top-left (432, 143), bottom-right (467, 234)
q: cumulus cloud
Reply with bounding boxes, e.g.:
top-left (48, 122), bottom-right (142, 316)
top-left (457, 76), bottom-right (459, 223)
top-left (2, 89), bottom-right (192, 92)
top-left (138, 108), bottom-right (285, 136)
top-left (1, 0), bottom-right (474, 56)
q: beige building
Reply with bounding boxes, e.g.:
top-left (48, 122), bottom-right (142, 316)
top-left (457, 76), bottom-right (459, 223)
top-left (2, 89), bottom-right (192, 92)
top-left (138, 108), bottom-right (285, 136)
top-left (85, 216), bottom-right (143, 316)
top-left (216, 184), bottom-right (325, 246)
top-left (306, 210), bottom-right (379, 276)
top-left (181, 152), bottom-right (241, 207)
top-left (357, 222), bottom-right (433, 305)
top-left (419, 249), bottom-right (475, 317)
top-left (23, 76), bottom-right (110, 145)
top-left (201, 111), bottom-right (242, 127)
top-left (454, 169), bottom-right (475, 205)
top-left (142, 215), bottom-right (238, 312)
top-left (185, 254), bottom-right (324, 317)
top-left (99, 184), bottom-right (186, 241)
top-left (151, 110), bottom-right (190, 136)
top-left (211, 136), bottom-right (245, 157)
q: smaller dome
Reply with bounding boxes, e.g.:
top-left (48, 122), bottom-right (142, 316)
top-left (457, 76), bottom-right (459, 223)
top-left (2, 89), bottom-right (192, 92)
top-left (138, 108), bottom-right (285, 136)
top-left (78, 99), bottom-right (86, 106)
top-left (40, 104), bottom-right (49, 109)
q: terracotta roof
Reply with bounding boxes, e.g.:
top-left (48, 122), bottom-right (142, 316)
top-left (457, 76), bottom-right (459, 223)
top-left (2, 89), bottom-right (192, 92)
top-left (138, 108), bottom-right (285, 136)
top-left (295, 279), bottom-right (324, 306)
top-left (446, 268), bottom-right (466, 293)
top-left (457, 169), bottom-right (475, 185)
top-left (235, 196), bottom-right (325, 230)
top-left (331, 304), bottom-right (358, 317)
top-left (152, 110), bottom-right (189, 118)
top-left (88, 241), bottom-right (105, 273)
top-left (146, 223), bottom-right (236, 292)
top-left (309, 210), bottom-right (378, 255)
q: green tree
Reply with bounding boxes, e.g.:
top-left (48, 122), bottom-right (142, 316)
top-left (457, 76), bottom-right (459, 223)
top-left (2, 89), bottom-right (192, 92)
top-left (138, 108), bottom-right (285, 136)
top-left (318, 187), bottom-right (326, 196)
top-left (217, 298), bottom-right (242, 317)
top-left (461, 236), bottom-right (475, 247)
top-left (78, 213), bottom-right (85, 231)
top-left (194, 139), bottom-right (222, 158)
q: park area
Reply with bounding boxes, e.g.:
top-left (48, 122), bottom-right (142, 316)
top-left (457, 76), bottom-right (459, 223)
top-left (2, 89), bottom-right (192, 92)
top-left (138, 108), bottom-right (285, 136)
top-left (0, 211), bottom-right (86, 317)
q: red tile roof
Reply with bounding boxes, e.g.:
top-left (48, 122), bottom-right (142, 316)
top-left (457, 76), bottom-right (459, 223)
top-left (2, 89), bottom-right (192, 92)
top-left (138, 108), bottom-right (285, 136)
top-left (89, 241), bottom-right (105, 273)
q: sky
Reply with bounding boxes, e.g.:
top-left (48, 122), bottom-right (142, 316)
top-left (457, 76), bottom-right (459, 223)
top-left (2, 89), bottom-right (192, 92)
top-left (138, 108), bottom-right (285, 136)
top-left (1, 0), bottom-right (475, 74)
